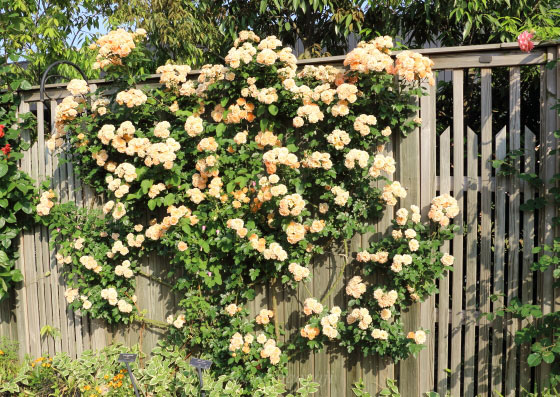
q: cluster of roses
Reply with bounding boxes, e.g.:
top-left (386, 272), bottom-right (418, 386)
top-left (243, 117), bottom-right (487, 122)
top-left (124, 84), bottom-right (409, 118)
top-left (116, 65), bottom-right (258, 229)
top-left (227, 306), bottom-right (282, 365)
top-left (89, 28), bottom-right (147, 70)
top-left (229, 331), bottom-right (282, 365)
top-left (44, 28), bottom-right (449, 363)
top-left (343, 36), bottom-right (435, 86)
top-left (99, 287), bottom-right (134, 313)
top-left (36, 190), bottom-right (56, 216)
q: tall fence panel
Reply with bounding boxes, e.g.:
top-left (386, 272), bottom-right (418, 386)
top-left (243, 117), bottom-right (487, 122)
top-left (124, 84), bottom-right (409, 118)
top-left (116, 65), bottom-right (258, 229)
top-left (0, 42), bottom-right (558, 396)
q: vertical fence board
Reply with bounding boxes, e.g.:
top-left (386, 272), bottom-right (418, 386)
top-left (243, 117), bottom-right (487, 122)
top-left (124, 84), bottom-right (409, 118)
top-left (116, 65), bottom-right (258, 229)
top-left (44, 101), bottom-right (62, 355)
top-left (555, 45), bottom-right (560, 317)
top-left (420, 82), bottom-right (436, 394)
top-left (329, 247), bottom-right (345, 397)
top-left (14, 101), bottom-right (31, 359)
top-left (345, 233), bottom-right (363, 396)
top-left (493, 126), bottom-right (507, 396)
top-left (437, 127), bottom-right (451, 395)
top-left (450, 69), bottom-right (465, 397)
top-left (505, 66), bottom-right (521, 397)
top-left (520, 128), bottom-right (536, 391)
top-left (538, 47), bottom-right (557, 387)
top-left (313, 254), bottom-right (330, 394)
top-left (465, 127), bottom-right (479, 397)
top-left (298, 270), bottom-right (314, 387)
top-left (398, 96), bottom-right (421, 397)
top-left (30, 104), bottom-right (47, 356)
top-left (478, 68), bottom-right (492, 396)
top-left (20, 100), bottom-right (42, 359)
top-left (374, 139), bottom-right (395, 393)
top-left (51, 99), bottom-right (73, 357)
top-left (36, 101), bottom-right (56, 356)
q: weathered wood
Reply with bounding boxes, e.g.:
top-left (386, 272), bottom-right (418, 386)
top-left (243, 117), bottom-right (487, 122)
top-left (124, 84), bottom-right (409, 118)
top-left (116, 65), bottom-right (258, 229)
top-left (492, 126), bottom-right (507, 396)
top-left (505, 67), bottom-right (521, 397)
top-left (36, 100), bottom-right (56, 356)
top-left (373, 139), bottom-right (395, 393)
top-left (50, 99), bottom-right (73, 357)
top-left (44, 101), bottom-right (62, 355)
top-left (464, 127), bottom-right (479, 397)
top-left (450, 69), bottom-right (465, 396)
top-left (538, 47), bottom-right (557, 387)
top-left (555, 45), bottom-right (560, 316)
top-left (520, 127), bottom-right (536, 391)
top-left (478, 68), bottom-right (492, 396)
top-left (397, 95), bottom-right (421, 397)
top-left (419, 81), bottom-right (436, 394)
top-left (437, 127), bottom-right (451, 396)
top-left (329, 244), bottom-right (345, 397)
top-left (285, 278), bottom-right (299, 391)
top-left (345, 233), bottom-right (363, 396)
top-left (313, 254), bottom-right (330, 395)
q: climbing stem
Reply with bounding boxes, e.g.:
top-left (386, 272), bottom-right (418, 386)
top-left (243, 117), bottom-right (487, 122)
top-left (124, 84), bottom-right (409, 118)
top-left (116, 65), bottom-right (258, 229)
top-left (271, 278), bottom-right (281, 341)
top-left (138, 270), bottom-right (174, 288)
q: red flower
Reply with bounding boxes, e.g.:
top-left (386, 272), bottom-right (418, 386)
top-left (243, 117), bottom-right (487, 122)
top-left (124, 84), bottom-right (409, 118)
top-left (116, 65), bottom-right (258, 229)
top-left (0, 125), bottom-right (4, 138)
top-left (1, 143), bottom-right (10, 155)
top-left (518, 31), bottom-right (535, 53)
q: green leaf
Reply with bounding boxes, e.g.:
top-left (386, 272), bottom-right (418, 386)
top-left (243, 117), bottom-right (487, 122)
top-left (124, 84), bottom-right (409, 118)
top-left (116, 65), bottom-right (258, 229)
top-left (0, 251), bottom-right (8, 265)
top-left (20, 80), bottom-right (32, 90)
top-left (527, 353), bottom-right (542, 367)
top-left (163, 193), bottom-right (175, 206)
top-left (0, 163), bottom-right (8, 178)
top-left (141, 179), bottom-right (153, 194)
top-left (268, 104), bottom-right (279, 115)
top-left (542, 351), bottom-right (555, 364)
top-left (216, 123), bottom-right (226, 136)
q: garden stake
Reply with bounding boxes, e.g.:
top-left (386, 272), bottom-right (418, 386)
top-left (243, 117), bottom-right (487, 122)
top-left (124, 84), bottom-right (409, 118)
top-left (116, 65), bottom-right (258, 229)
top-left (190, 358), bottom-right (212, 397)
top-left (118, 354), bottom-right (140, 397)
top-left (197, 367), bottom-right (205, 397)
top-left (125, 362), bottom-right (140, 397)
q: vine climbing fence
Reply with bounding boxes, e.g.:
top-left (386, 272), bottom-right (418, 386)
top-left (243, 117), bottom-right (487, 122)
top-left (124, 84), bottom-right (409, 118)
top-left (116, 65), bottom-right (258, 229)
top-left (0, 41), bottom-right (558, 396)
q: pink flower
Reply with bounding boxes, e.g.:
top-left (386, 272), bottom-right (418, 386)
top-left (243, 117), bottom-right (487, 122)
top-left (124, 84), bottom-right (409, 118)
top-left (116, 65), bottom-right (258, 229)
top-left (518, 31), bottom-right (535, 53)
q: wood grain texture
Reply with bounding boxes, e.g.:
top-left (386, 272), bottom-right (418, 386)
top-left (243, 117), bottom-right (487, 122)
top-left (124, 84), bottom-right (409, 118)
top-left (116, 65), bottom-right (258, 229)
top-left (505, 67), bottom-right (521, 397)
top-left (397, 96), bottom-right (421, 397)
top-left (464, 127), bottom-right (479, 397)
top-left (478, 68), bottom-right (492, 396)
top-left (450, 69), bottom-right (465, 396)
top-left (520, 128), bottom-right (536, 391)
top-left (538, 48), bottom-right (557, 387)
top-left (419, 82), bottom-right (436, 394)
top-left (493, 126), bottom-right (507, 396)
top-left (437, 127), bottom-right (451, 396)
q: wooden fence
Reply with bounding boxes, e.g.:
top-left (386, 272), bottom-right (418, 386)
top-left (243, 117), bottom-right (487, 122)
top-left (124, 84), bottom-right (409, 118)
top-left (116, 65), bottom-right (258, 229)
top-left (1, 42), bottom-right (559, 396)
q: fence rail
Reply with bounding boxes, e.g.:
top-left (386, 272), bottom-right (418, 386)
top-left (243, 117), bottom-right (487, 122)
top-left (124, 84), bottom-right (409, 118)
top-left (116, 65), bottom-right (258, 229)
top-left (1, 42), bottom-right (558, 396)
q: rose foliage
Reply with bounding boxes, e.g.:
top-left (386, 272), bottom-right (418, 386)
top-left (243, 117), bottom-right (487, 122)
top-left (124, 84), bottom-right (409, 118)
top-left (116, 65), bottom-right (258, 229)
top-left (37, 28), bottom-right (459, 388)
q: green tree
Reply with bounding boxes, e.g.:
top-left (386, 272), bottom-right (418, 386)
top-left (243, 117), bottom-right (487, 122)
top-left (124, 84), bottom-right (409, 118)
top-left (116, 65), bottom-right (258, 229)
top-left (383, 0), bottom-right (560, 47)
top-left (1, 0), bottom-right (112, 84)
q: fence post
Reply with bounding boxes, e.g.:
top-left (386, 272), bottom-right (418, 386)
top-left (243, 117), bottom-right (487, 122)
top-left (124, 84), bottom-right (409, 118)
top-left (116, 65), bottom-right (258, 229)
top-left (538, 45), bottom-right (558, 388)
top-left (398, 89), bottom-right (422, 397)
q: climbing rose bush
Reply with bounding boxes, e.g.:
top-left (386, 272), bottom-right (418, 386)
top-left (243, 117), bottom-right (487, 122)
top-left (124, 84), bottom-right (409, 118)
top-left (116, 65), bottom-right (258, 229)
top-left (297, 194), bottom-right (458, 360)
top-left (39, 29), bottom-right (454, 383)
